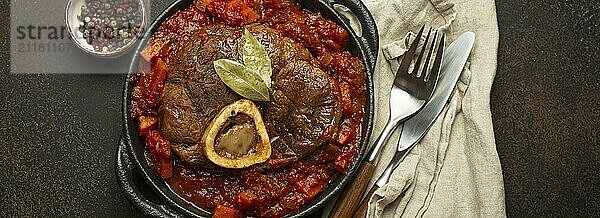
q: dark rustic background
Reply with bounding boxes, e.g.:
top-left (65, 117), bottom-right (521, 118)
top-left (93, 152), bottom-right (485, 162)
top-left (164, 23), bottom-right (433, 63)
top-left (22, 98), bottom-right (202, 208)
top-left (1, 0), bottom-right (599, 217)
top-left (492, 0), bottom-right (600, 216)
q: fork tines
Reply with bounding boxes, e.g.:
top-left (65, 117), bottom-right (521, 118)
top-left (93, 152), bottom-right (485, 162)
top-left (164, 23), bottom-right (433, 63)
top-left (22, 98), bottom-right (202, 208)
top-left (394, 25), bottom-right (445, 99)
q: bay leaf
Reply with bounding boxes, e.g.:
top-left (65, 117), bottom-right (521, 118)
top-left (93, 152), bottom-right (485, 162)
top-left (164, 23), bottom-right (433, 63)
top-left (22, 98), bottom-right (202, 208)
top-left (243, 29), bottom-right (272, 87)
top-left (214, 59), bottom-right (271, 101)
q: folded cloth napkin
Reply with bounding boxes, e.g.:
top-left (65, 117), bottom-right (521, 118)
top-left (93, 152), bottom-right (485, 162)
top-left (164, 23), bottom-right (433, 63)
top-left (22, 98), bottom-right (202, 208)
top-left (324, 0), bottom-right (506, 217)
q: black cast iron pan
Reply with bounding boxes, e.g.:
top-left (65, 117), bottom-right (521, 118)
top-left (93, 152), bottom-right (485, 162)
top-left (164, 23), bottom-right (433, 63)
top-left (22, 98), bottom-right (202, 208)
top-left (117, 0), bottom-right (378, 216)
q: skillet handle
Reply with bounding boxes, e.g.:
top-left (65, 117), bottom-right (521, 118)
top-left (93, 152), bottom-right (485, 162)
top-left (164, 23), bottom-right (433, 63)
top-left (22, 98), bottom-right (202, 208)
top-left (329, 160), bottom-right (376, 218)
top-left (353, 184), bottom-right (379, 218)
top-left (330, 0), bottom-right (379, 71)
top-left (115, 137), bottom-right (182, 218)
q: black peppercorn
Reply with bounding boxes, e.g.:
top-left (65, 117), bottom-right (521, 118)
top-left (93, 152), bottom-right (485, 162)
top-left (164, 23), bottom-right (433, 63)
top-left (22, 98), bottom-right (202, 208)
top-left (77, 0), bottom-right (143, 53)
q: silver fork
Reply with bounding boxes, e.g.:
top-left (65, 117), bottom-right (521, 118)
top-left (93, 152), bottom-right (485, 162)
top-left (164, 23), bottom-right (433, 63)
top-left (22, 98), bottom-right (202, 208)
top-left (330, 26), bottom-right (445, 218)
top-left (366, 26), bottom-right (444, 164)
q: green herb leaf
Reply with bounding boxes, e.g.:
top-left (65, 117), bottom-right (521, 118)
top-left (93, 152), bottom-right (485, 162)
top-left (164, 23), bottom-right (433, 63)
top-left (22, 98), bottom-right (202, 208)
top-left (214, 59), bottom-right (271, 101)
top-left (213, 29), bottom-right (273, 102)
top-left (243, 29), bottom-right (272, 87)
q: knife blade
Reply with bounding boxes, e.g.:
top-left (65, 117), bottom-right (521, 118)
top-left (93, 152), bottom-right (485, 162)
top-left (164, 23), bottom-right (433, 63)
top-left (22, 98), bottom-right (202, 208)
top-left (351, 32), bottom-right (476, 218)
top-left (375, 31), bottom-right (476, 188)
top-left (396, 32), bottom-right (476, 152)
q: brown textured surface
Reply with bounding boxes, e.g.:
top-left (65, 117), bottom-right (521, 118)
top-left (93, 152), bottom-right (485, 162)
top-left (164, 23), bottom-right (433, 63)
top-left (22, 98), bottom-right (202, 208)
top-left (330, 161), bottom-right (376, 218)
top-left (0, 1), bottom-right (168, 216)
top-left (354, 184), bottom-right (379, 218)
top-left (1, 0), bottom-right (599, 217)
top-left (493, 0), bottom-right (600, 217)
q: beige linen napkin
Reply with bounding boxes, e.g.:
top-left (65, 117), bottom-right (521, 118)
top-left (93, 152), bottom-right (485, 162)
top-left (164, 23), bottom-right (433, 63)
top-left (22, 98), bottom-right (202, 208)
top-left (325, 0), bottom-right (506, 217)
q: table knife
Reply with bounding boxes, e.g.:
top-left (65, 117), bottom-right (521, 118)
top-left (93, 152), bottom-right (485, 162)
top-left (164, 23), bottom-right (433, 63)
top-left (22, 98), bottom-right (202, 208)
top-left (354, 32), bottom-right (476, 218)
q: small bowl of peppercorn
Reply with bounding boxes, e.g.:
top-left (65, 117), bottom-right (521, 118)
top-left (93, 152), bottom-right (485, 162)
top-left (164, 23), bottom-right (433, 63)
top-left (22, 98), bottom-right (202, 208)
top-left (65, 0), bottom-right (146, 58)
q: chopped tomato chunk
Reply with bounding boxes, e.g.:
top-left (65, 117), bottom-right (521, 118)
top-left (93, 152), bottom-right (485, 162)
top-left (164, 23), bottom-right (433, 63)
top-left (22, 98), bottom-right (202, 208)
top-left (337, 121), bottom-right (356, 145)
top-left (205, 0), bottom-right (259, 26)
top-left (334, 147), bottom-right (357, 172)
top-left (292, 168), bottom-right (328, 200)
top-left (237, 190), bottom-right (259, 208)
top-left (317, 52), bottom-right (333, 68)
top-left (213, 204), bottom-right (242, 218)
top-left (155, 157), bottom-right (173, 180)
top-left (339, 81), bottom-right (353, 116)
top-left (137, 115), bottom-right (159, 136)
top-left (130, 57), bottom-right (170, 119)
top-left (280, 192), bottom-right (305, 211)
top-left (140, 37), bottom-right (167, 62)
top-left (146, 130), bottom-right (173, 179)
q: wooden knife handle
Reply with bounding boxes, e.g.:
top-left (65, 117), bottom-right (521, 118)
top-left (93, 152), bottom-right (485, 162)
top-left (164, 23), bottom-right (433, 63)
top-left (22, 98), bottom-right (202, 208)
top-left (353, 185), bottom-right (379, 218)
top-left (330, 161), bottom-right (376, 218)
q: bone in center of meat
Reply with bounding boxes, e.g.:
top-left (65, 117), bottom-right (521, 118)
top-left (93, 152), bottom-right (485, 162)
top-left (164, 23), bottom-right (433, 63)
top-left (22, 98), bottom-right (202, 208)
top-left (215, 123), bottom-right (258, 158)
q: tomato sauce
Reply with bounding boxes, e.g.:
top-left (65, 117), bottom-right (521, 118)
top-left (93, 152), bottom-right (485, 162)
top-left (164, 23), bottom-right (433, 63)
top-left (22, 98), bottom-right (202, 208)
top-left (131, 0), bottom-right (366, 217)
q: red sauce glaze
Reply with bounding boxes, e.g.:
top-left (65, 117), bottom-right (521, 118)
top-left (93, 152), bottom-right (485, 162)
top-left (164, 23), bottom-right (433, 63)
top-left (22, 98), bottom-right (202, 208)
top-left (146, 130), bottom-right (174, 179)
top-left (131, 0), bottom-right (366, 217)
top-left (139, 5), bottom-right (213, 64)
top-left (205, 0), bottom-right (260, 26)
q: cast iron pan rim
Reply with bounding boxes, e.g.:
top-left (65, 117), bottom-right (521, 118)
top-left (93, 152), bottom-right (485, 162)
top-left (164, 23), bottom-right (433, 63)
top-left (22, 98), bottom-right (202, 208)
top-left (121, 0), bottom-right (378, 217)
